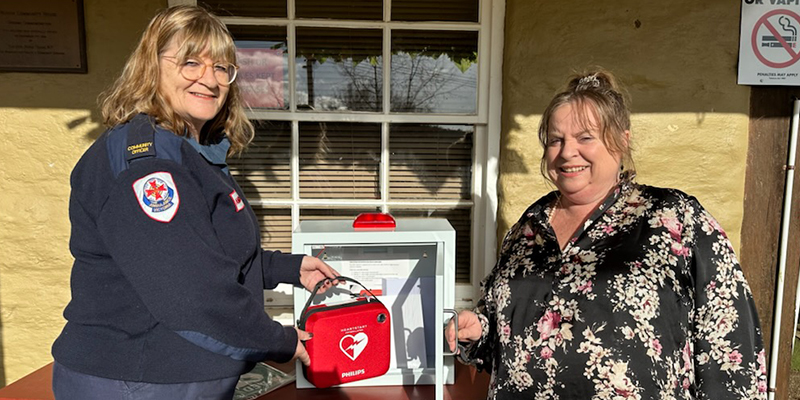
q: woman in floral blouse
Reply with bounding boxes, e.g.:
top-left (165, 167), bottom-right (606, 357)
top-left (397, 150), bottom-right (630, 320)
top-left (447, 70), bottom-right (767, 399)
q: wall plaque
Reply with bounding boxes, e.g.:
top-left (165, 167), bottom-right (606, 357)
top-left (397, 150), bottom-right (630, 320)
top-left (0, 0), bottom-right (87, 73)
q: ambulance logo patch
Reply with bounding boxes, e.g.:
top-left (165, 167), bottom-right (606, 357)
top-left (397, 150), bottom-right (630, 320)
top-left (133, 172), bottom-right (179, 223)
top-left (339, 332), bottom-right (368, 361)
top-left (229, 190), bottom-right (244, 212)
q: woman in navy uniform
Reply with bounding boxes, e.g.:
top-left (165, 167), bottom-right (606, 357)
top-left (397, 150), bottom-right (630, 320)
top-left (51, 6), bottom-right (337, 399)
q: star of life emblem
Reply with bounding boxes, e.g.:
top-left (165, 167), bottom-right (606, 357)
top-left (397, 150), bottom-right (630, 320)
top-left (132, 172), bottom-right (180, 222)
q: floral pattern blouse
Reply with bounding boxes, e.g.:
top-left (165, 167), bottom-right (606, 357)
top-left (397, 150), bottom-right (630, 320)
top-left (462, 179), bottom-right (767, 400)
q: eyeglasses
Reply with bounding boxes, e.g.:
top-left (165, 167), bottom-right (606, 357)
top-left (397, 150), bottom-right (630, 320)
top-left (162, 56), bottom-right (238, 85)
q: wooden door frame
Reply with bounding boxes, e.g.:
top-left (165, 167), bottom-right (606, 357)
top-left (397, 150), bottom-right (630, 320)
top-left (741, 86), bottom-right (800, 400)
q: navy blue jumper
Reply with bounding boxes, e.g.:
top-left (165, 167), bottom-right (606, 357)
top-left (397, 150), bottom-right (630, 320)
top-left (52, 114), bottom-right (302, 383)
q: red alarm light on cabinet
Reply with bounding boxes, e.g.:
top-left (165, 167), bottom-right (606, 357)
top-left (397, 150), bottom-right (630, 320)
top-left (352, 213), bottom-right (396, 230)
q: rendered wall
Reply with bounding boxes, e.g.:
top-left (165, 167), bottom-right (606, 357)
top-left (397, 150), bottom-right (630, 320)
top-left (498, 1), bottom-right (749, 252)
top-left (0, 0), bottom-right (165, 384)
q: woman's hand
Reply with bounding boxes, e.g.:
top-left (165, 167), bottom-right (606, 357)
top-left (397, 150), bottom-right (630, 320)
top-left (445, 310), bottom-right (483, 354)
top-left (299, 256), bottom-right (340, 294)
top-left (294, 327), bottom-right (312, 366)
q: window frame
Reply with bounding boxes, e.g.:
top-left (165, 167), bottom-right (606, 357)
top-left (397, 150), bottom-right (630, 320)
top-left (169, 0), bottom-right (504, 311)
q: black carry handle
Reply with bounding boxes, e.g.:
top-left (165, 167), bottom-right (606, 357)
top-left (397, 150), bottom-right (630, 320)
top-left (298, 276), bottom-right (383, 324)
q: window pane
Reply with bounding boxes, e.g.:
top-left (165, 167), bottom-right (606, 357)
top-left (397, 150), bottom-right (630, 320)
top-left (254, 207), bottom-right (292, 253)
top-left (296, 28), bottom-right (383, 112)
top-left (297, 0), bottom-right (382, 20)
top-left (201, 0), bottom-right (286, 18)
top-left (230, 26), bottom-right (289, 110)
top-left (391, 30), bottom-right (478, 114)
top-left (391, 208), bottom-right (471, 283)
top-left (390, 124), bottom-right (472, 200)
top-left (229, 121), bottom-right (291, 199)
top-left (392, 0), bottom-right (478, 22)
top-left (299, 122), bottom-right (381, 199)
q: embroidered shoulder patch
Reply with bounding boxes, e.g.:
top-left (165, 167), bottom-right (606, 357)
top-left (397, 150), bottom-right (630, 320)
top-left (132, 172), bottom-right (180, 222)
top-left (229, 190), bottom-right (244, 212)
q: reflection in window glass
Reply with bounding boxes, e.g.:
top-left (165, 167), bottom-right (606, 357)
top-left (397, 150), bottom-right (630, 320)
top-left (229, 121), bottom-right (292, 199)
top-left (392, 0), bottom-right (478, 22)
top-left (296, 28), bottom-right (383, 112)
top-left (296, 0), bottom-right (382, 20)
top-left (229, 26), bottom-right (289, 110)
top-left (390, 124), bottom-right (472, 200)
top-left (299, 122), bottom-right (381, 199)
top-left (201, 0), bottom-right (286, 18)
top-left (391, 208), bottom-right (472, 283)
top-left (391, 30), bottom-right (478, 114)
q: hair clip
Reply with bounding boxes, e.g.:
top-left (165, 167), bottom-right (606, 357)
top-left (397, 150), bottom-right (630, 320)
top-left (578, 75), bottom-right (600, 88)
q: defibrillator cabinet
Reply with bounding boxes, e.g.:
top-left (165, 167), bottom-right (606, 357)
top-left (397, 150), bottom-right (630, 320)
top-left (292, 217), bottom-right (456, 397)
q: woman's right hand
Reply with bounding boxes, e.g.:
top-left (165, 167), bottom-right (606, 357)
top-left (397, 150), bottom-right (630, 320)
top-left (445, 310), bottom-right (482, 354)
top-left (294, 327), bottom-right (311, 366)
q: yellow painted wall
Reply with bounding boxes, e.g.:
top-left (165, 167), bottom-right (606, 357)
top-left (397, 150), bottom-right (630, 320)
top-left (0, 0), bottom-right (165, 384)
top-left (498, 1), bottom-right (749, 252)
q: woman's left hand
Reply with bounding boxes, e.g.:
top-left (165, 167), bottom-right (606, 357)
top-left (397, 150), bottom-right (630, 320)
top-left (299, 256), bottom-right (340, 294)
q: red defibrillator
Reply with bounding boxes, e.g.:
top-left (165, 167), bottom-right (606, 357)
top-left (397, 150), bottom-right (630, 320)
top-left (297, 276), bottom-right (391, 388)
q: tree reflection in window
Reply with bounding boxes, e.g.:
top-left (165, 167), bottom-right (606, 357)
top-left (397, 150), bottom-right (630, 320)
top-left (295, 28), bottom-right (478, 114)
top-left (391, 30), bottom-right (478, 114)
top-left (296, 28), bottom-right (382, 111)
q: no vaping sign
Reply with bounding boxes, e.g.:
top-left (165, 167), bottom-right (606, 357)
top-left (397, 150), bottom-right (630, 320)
top-left (739, 0), bottom-right (800, 85)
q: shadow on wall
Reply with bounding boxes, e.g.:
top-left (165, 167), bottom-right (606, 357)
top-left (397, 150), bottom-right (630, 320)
top-left (67, 108), bottom-right (107, 142)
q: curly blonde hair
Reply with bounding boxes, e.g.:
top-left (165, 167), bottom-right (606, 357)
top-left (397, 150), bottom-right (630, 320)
top-left (99, 5), bottom-right (253, 154)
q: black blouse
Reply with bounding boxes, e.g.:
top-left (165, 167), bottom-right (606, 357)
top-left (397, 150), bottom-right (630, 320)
top-left (462, 179), bottom-right (767, 400)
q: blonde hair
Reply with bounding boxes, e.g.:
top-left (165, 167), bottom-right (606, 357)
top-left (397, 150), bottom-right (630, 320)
top-left (99, 5), bottom-right (253, 154)
top-left (537, 69), bottom-right (635, 181)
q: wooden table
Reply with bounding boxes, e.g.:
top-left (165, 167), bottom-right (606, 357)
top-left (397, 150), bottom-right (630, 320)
top-left (0, 363), bottom-right (54, 400)
top-left (0, 362), bottom-right (489, 400)
top-left (260, 361), bottom-right (489, 400)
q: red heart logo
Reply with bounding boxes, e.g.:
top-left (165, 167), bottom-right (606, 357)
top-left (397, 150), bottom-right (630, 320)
top-left (339, 332), bottom-right (369, 361)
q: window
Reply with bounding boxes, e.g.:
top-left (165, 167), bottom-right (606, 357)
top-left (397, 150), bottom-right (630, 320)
top-left (172, 0), bottom-right (503, 307)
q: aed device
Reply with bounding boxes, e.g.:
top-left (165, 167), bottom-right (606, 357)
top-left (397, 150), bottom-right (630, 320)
top-left (297, 276), bottom-right (391, 388)
top-left (292, 216), bottom-right (456, 398)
